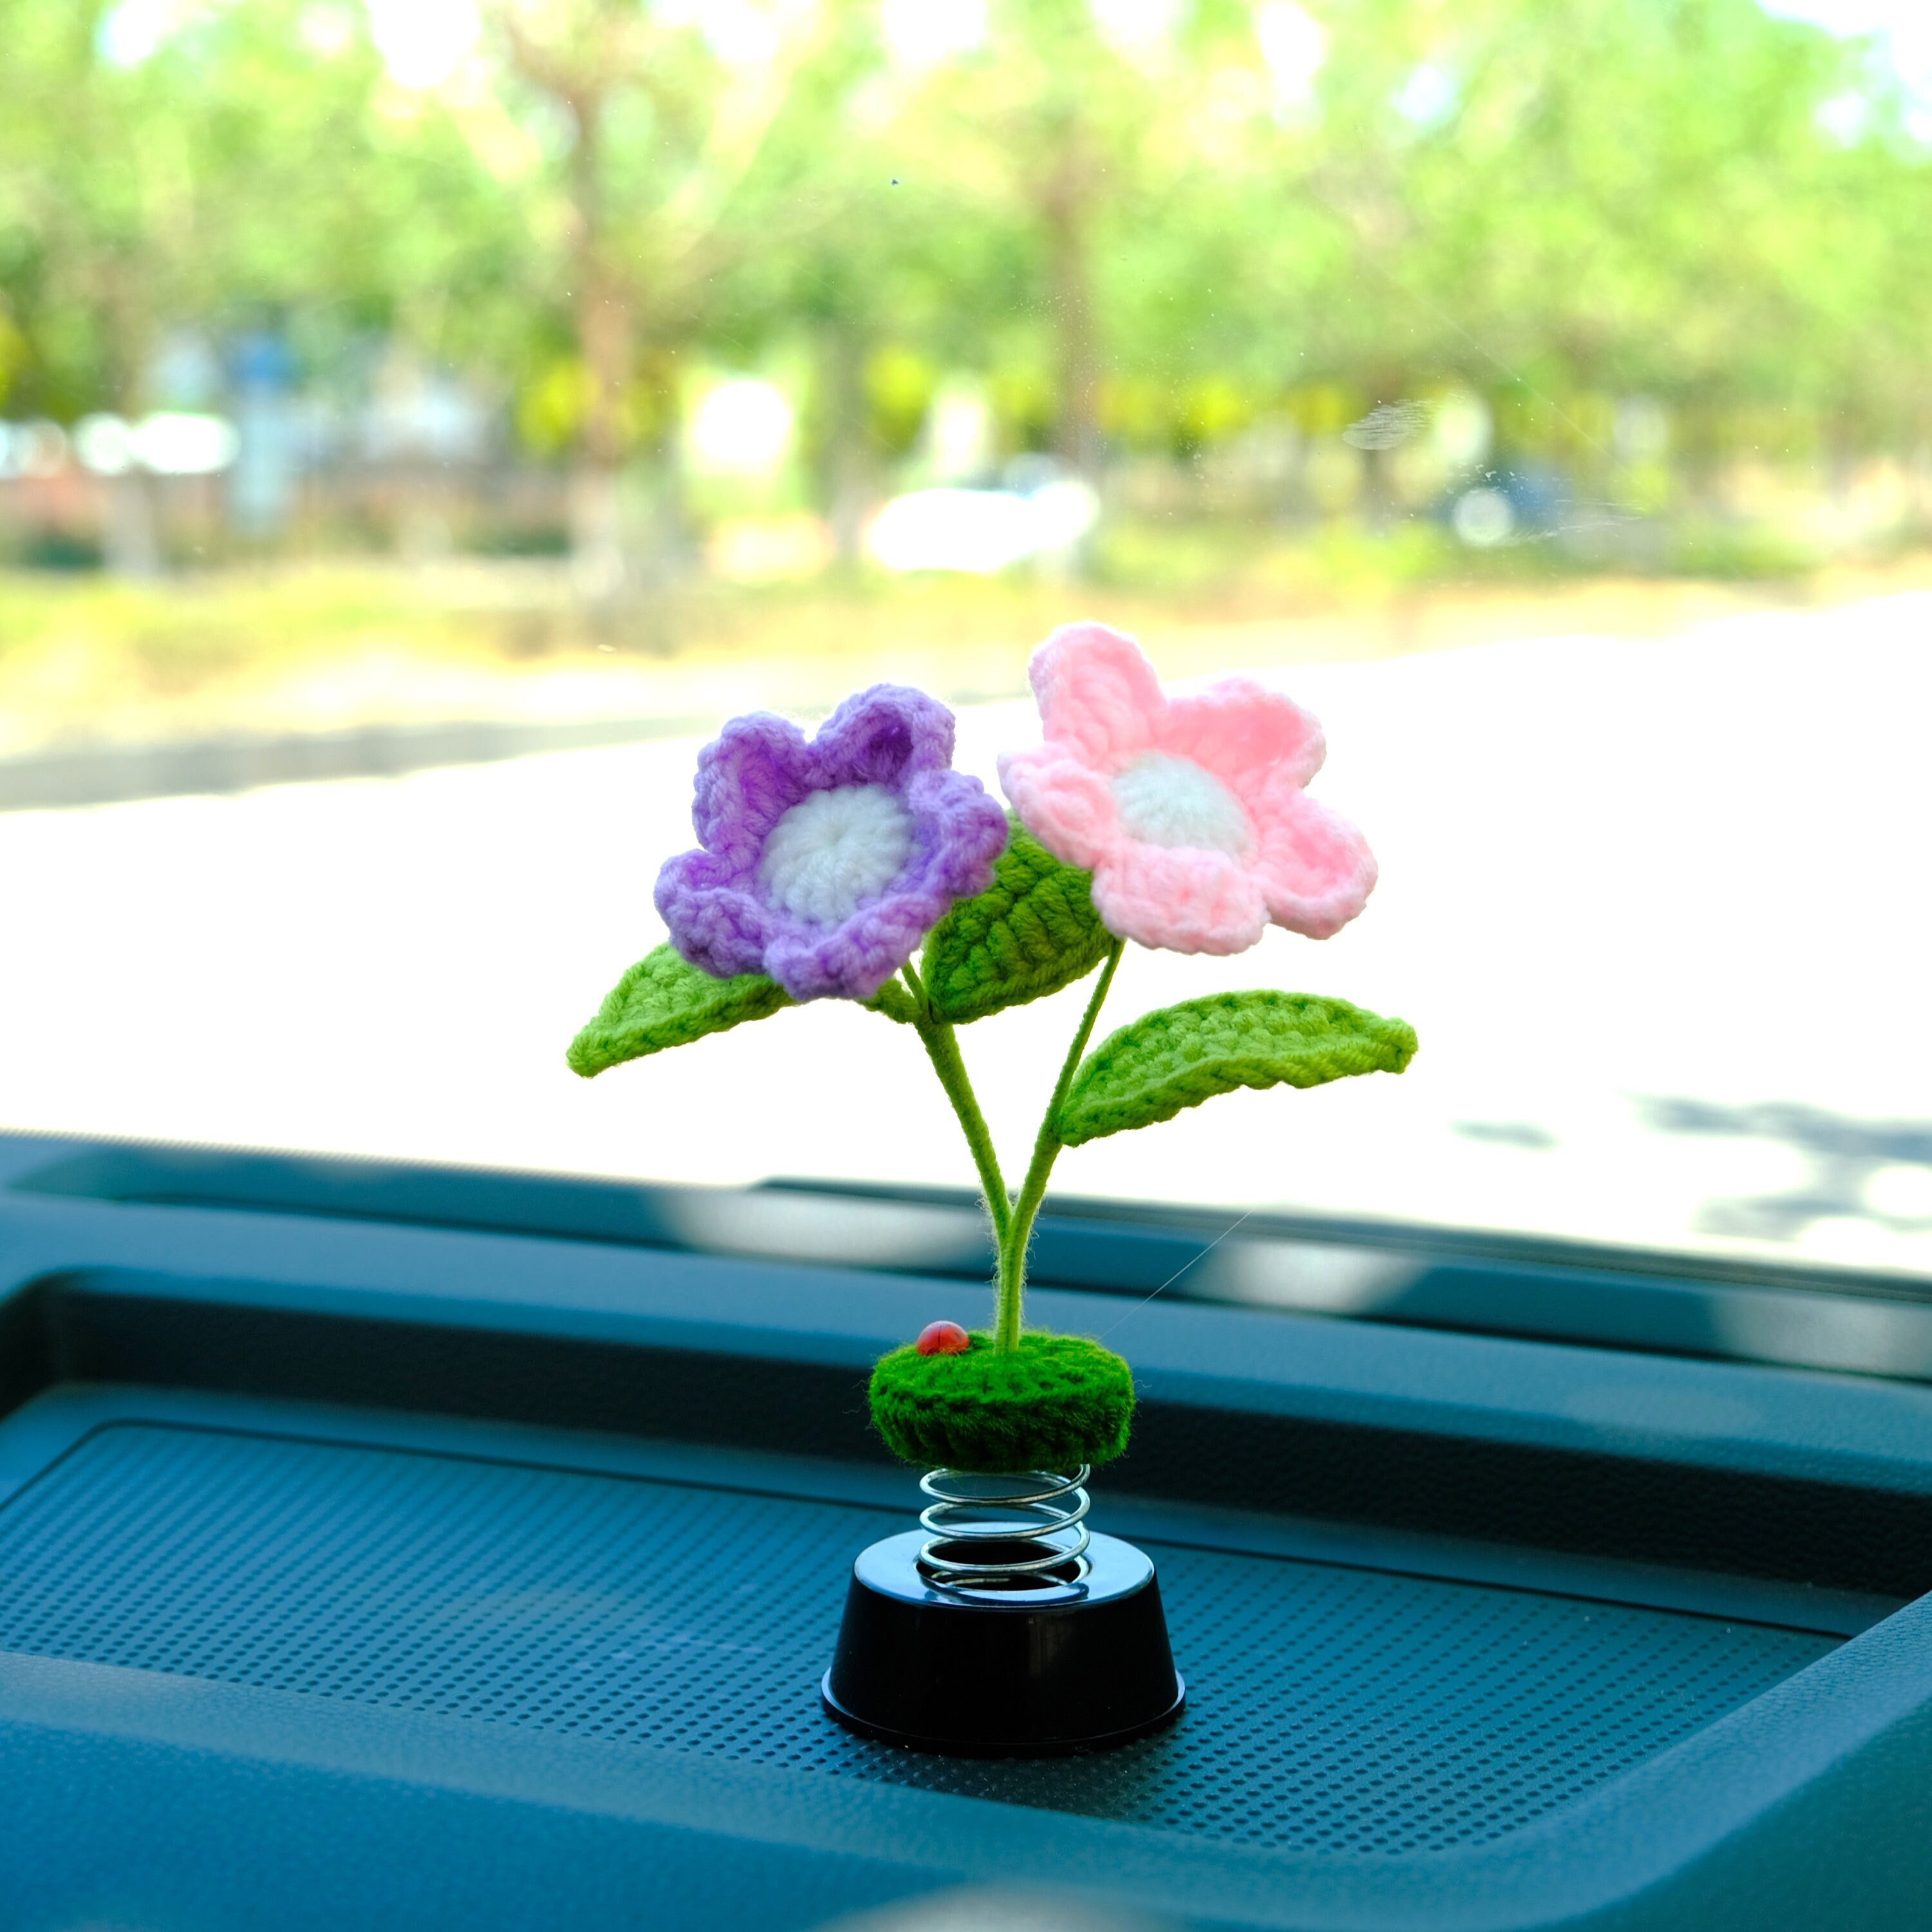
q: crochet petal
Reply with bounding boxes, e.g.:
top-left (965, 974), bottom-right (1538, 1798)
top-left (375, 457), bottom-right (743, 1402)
top-left (764, 776), bottom-right (1003, 1001)
top-left (1030, 622), bottom-right (1168, 767)
top-left (998, 746), bottom-right (1121, 869)
top-left (808, 683), bottom-right (956, 790)
top-left (1248, 788), bottom-right (1379, 940)
top-left (763, 893), bottom-right (936, 1002)
top-left (690, 713), bottom-right (811, 858)
top-left (1164, 680), bottom-right (1326, 793)
top-left (652, 851), bottom-right (774, 979)
top-left (661, 684), bottom-right (1000, 1003)
top-left (1090, 842), bottom-right (1269, 956)
top-left (903, 767), bottom-right (1011, 899)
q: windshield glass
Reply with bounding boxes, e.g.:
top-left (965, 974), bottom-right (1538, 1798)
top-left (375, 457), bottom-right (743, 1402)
top-left (1, 0), bottom-right (1927, 1283)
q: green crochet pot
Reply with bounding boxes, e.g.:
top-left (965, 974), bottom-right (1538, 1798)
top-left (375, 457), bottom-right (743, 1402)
top-left (868, 1331), bottom-right (1135, 1473)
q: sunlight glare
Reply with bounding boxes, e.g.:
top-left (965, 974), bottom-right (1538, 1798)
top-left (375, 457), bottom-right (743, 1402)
top-left (1091, 0), bottom-right (1184, 57)
top-left (689, 380), bottom-right (795, 475)
top-left (96, 0), bottom-right (193, 66)
top-left (882, 0), bottom-right (986, 68)
top-left (1255, 2), bottom-right (1325, 108)
top-left (365, 0), bottom-right (477, 89)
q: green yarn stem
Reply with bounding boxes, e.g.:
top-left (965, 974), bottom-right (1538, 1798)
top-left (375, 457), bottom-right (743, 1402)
top-left (994, 938), bottom-right (1123, 1354)
top-left (902, 962), bottom-right (1010, 1243)
top-left (890, 941), bottom-right (1125, 1352)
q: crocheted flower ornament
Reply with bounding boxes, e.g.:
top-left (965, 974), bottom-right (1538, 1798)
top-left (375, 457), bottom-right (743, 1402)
top-left (573, 635), bottom-right (1417, 1479)
top-left (655, 684), bottom-right (1008, 1002)
top-left (998, 623), bottom-right (1377, 955)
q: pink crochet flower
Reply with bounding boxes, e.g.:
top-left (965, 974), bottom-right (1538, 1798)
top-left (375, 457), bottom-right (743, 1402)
top-left (997, 623), bottom-right (1377, 955)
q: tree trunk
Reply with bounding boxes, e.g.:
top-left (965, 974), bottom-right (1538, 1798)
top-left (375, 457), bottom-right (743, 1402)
top-left (101, 273), bottom-right (162, 576)
top-left (571, 274), bottom-right (634, 605)
top-left (1043, 154), bottom-right (1100, 482)
top-left (102, 469), bottom-right (161, 578)
top-left (566, 92), bottom-right (636, 609)
top-left (819, 323), bottom-right (870, 567)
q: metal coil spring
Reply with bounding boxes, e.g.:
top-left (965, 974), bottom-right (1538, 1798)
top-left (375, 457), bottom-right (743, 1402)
top-left (917, 1465), bottom-right (1092, 1587)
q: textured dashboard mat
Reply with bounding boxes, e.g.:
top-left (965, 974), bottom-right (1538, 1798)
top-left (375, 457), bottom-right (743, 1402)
top-left (0, 1424), bottom-right (1836, 1854)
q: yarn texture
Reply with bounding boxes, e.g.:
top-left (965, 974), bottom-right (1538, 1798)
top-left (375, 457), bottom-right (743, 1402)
top-left (566, 943), bottom-right (790, 1077)
top-left (756, 782), bottom-right (915, 925)
top-left (998, 622), bottom-right (1378, 955)
top-left (567, 636), bottom-right (1416, 1487)
top-left (655, 684), bottom-right (1009, 1003)
top-left (1055, 989), bottom-right (1417, 1146)
top-left (868, 1331), bottom-right (1134, 1472)
top-left (918, 820), bottom-right (1114, 1025)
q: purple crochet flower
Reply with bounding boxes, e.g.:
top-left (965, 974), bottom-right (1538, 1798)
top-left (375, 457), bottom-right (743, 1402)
top-left (654, 685), bottom-right (1009, 1002)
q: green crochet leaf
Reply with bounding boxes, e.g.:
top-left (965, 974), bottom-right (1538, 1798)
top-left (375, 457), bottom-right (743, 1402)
top-left (920, 823), bottom-right (1114, 1025)
top-left (566, 944), bottom-right (791, 1077)
top-left (1055, 990), bottom-right (1418, 1147)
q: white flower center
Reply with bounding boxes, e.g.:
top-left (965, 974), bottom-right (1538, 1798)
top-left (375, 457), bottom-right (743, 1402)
top-left (757, 782), bottom-right (916, 925)
top-left (1110, 752), bottom-right (1251, 854)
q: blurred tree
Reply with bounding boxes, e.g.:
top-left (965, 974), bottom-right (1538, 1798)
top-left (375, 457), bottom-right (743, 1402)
top-left (477, 0), bottom-right (847, 601)
top-left (876, 0), bottom-right (1170, 479)
top-left (1291, 0), bottom-right (1932, 453)
top-left (710, 5), bottom-right (933, 564)
top-left (0, 0), bottom-right (516, 569)
top-left (0, 2), bottom-right (199, 569)
top-left (0, 0), bottom-right (1926, 583)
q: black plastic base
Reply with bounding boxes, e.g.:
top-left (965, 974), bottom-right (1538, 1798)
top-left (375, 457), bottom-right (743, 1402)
top-left (820, 1530), bottom-right (1185, 1757)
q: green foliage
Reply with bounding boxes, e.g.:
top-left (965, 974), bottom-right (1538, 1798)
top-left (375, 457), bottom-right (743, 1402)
top-left (1055, 991), bottom-right (1418, 1148)
top-left (988, 365), bottom-right (1059, 457)
top-left (1663, 518), bottom-right (1821, 580)
top-left (0, 0), bottom-right (522, 417)
top-left (920, 824), bottom-right (1113, 1025)
top-left (863, 348), bottom-right (938, 459)
top-left (868, 1331), bottom-right (1134, 1472)
top-left (566, 944), bottom-right (790, 1077)
top-left (4, 0), bottom-right (1930, 562)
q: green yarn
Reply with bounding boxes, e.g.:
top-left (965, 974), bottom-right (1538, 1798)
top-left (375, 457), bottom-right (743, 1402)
top-left (919, 822), bottom-right (1113, 1025)
top-left (868, 1331), bottom-right (1135, 1472)
top-left (566, 943), bottom-right (791, 1077)
top-left (866, 977), bottom-right (919, 1024)
top-left (1055, 989), bottom-right (1417, 1146)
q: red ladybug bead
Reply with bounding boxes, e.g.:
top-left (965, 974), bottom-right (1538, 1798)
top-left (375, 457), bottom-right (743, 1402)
top-left (915, 1320), bottom-right (971, 1356)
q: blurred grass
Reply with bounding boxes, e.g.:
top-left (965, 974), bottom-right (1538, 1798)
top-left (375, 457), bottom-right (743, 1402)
top-left (3, 535), bottom-right (1929, 757)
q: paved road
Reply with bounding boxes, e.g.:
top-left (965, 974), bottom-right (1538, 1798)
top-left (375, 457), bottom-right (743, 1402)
top-left (3, 592), bottom-right (1928, 1277)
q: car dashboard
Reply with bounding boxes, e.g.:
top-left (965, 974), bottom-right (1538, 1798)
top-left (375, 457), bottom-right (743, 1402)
top-left (0, 1131), bottom-right (1927, 1931)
